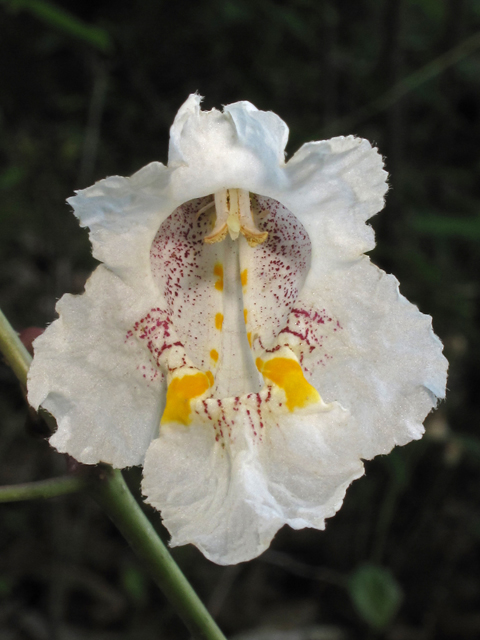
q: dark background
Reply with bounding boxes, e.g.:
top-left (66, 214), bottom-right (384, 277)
top-left (1, 0), bottom-right (480, 638)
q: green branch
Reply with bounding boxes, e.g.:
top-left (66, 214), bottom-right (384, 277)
top-left (0, 476), bottom-right (86, 503)
top-left (91, 467), bottom-right (227, 640)
top-left (1, 0), bottom-right (113, 53)
top-left (0, 308), bottom-right (31, 386)
top-left (0, 307), bottom-right (228, 640)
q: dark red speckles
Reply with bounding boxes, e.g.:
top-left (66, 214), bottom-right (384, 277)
top-left (202, 400), bottom-right (212, 420)
top-left (246, 409), bottom-right (255, 435)
top-left (148, 196), bottom-right (223, 368)
top-left (126, 307), bottom-right (188, 380)
top-left (274, 306), bottom-right (343, 375)
top-left (127, 191), bottom-right (341, 441)
top-left (244, 195), bottom-right (312, 340)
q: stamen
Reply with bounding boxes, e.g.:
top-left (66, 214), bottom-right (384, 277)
top-left (196, 199), bottom-right (215, 218)
top-left (204, 189), bottom-right (229, 244)
top-left (226, 189), bottom-right (241, 240)
top-left (238, 189), bottom-right (268, 247)
top-left (203, 189), bottom-right (268, 246)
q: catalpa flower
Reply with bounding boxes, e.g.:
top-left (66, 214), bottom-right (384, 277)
top-left (28, 95), bottom-right (448, 565)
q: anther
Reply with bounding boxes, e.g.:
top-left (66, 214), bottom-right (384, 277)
top-left (203, 189), bottom-right (268, 246)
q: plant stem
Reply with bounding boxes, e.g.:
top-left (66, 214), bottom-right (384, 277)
top-left (0, 306), bottom-right (228, 640)
top-left (90, 467), bottom-right (227, 640)
top-left (0, 476), bottom-right (86, 503)
top-left (0, 308), bottom-right (31, 386)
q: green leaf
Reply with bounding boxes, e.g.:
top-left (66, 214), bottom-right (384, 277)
top-left (406, 0), bottom-right (445, 22)
top-left (1, 0), bottom-right (113, 53)
top-left (121, 564), bottom-right (149, 606)
top-left (410, 213), bottom-right (480, 241)
top-left (348, 564), bottom-right (403, 630)
top-left (0, 166), bottom-right (25, 190)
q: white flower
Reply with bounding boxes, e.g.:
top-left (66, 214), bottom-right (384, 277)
top-left (27, 95), bottom-right (448, 565)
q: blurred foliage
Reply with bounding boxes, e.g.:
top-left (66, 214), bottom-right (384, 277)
top-left (349, 564), bottom-right (403, 630)
top-left (1, 0), bottom-right (480, 638)
top-left (1, 0), bottom-right (113, 52)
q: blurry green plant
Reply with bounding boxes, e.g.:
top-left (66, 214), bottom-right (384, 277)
top-left (411, 212), bottom-right (480, 241)
top-left (0, 0), bottom-right (113, 52)
top-left (348, 563), bottom-right (403, 631)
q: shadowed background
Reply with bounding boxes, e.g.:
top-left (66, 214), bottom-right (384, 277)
top-left (1, 0), bottom-right (480, 638)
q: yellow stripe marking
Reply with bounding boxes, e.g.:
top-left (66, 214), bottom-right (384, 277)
top-left (161, 371), bottom-right (213, 425)
top-left (215, 313), bottom-right (224, 330)
top-left (210, 349), bottom-right (219, 363)
top-left (214, 263), bottom-right (224, 291)
top-left (241, 269), bottom-right (248, 287)
top-left (256, 357), bottom-right (320, 412)
top-left (243, 309), bottom-right (248, 324)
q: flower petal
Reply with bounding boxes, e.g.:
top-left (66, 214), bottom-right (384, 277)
top-left (143, 420), bottom-right (283, 565)
top-left (67, 161), bottom-right (174, 290)
top-left (168, 95), bottom-right (288, 203)
top-left (27, 266), bottom-right (164, 467)
top-left (150, 197), bottom-right (261, 396)
top-left (224, 100), bottom-right (289, 168)
top-left (287, 257), bottom-right (448, 459)
top-left (240, 194), bottom-right (311, 350)
top-left (259, 405), bottom-right (364, 530)
top-left (282, 136), bottom-right (388, 274)
top-left (142, 393), bottom-right (362, 565)
top-left (150, 196), bottom-right (224, 372)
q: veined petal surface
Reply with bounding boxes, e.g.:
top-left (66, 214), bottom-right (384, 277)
top-left (28, 266), bottom-right (164, 467)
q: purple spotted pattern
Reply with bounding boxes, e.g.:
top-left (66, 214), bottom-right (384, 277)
top-left (125, 194), bottom-right (342, 428)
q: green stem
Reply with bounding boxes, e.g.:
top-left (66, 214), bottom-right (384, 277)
top-left (0, 308), bottom-right (32, 386)
top-left (0, 476), bottom-right (86, 503)
top-left (90, 467), bottom-right (227, 640)
top-left (0, 307), bottom-right (228, 639)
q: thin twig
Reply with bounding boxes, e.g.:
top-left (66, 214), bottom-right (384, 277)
top-left (91, 467), bottom-right (228, 640)
top-left (0, 308), bottom-right (32, 386)
top-left (78, 58), bottom-right (109, 187)
top-left (0, 476), bottom-right (86, 503)
top-left (323, 29), bottom-right (480, 135)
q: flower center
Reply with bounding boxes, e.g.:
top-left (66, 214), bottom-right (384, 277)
top-left (201, 189), bottom-right (268, 247)
top-left (145, 192), bottom-right (318, 430)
